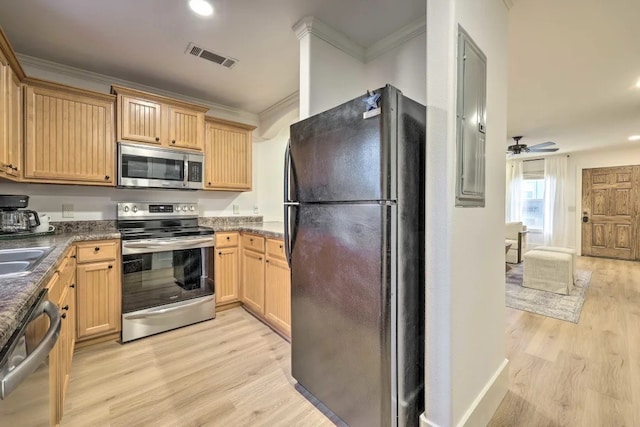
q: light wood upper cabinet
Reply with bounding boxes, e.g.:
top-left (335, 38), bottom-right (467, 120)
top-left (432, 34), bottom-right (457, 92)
top-left (0, 26), bottom-right (25, 180)
top-left (75, 240), bottom-right (121, 341)
top-left (205, 117), bottom-right (255, 191)
top-left (24, 78), bottom-right (116, 185)
top-left (112, 85), bottom-right (207, 151)
top-left (168, 106), bottom-right (204, 150)
top-left (119, 95), bottom-right (162, 145)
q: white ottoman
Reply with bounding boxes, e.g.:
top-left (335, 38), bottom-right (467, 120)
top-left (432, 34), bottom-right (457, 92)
top-left (523, 249), bottom-right (574, 295)
top-left (533, 246), bottom-right (576, 274)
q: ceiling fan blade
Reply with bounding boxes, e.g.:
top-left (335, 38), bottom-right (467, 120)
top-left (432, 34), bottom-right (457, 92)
top-left (527, 141), bottom-right (556, 150)
top-left (529, 148), bottom-right (559, 152)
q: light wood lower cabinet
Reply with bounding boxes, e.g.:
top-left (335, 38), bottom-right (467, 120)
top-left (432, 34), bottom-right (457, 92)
top-left (214, 232), bottom-right (240, 308)
top-left (265, 255), bottom-right (292, 337)
top-left (35, 246), bottom-right (76, 426)
top-left (241, 247), bottom-right (266, 314)
top-left (23, 78), bottom-right (116, 186)
top-left (239, 233), bottom-right (291, 338)
top-left (75, 240), bottom-right (121, 342)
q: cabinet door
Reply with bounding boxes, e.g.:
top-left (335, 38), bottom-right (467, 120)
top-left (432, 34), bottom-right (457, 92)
top-left (76, 261), bottom-right (120, 340)
top-left (24, 86), bottom-right (115, 184)
top-left (215, 246), bottom-right (240, 305)
top-left (0, 50), bottom-right (7, 175)
top-left (119, 95), bottom-right (162, 145)
top-left (241, 249), bottom-right (265, 314)
top-left (5, 69), bottom-right (22, 178)
top-left (168, 106), bottom-right (203, 150)
top-left (265, 256), bottom-right (291, 337)
top-left (205, 121), bottom-right (252, 191)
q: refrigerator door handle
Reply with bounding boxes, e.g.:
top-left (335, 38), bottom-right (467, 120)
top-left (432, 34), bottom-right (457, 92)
top-left (283, 139), bottom-right (296, 267)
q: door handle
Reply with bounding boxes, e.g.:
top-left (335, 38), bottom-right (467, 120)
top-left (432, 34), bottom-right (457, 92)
top-left (582, 211), bottom-right (589, 223)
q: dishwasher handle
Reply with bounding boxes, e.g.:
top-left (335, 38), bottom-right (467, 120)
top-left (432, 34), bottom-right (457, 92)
top-left (0, 300), bottom-right (61, 399)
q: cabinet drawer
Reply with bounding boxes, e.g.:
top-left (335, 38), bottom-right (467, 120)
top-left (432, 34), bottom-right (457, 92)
top-left (216, 232), bottom-right (239, 248)
top-left (242, 234), bottom-right (265, 253)
top-left (266, 239), bottom-right (286, 260)
top-left (76, 241), bottom-right (118, 263)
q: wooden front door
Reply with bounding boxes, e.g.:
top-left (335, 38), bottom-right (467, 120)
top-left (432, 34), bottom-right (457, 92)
top-left (581, 166), bottom-right (640, 260)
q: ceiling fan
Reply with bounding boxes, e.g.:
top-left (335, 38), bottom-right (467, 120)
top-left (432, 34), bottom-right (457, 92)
top-left (507, 136), bottom-right (559, 155)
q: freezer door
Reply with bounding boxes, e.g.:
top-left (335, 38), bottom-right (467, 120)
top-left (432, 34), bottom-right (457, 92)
top-left (289, 87), bottom-right (398, 203)
top-left (291, 203), bottom-right (394, 427)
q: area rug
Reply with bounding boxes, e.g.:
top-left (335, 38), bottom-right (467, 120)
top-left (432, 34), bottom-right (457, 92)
top-left (505, 263), bottom-right (592, 323)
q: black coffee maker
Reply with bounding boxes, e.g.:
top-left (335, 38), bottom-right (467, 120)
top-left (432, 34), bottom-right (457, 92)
top-left (0, 195), bottom-right (40, 233)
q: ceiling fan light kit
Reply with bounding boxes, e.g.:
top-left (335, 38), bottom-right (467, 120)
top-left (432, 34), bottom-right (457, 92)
top-left (507, 135), bottom-right (559, 155)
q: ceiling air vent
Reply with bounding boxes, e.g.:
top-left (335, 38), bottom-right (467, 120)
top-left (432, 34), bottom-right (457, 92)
top-left (185, 42), bottom-right (238, 69)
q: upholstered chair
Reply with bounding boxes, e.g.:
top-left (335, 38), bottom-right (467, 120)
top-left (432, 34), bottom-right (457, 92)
top-left (505, 222), bottom-right (527, 264)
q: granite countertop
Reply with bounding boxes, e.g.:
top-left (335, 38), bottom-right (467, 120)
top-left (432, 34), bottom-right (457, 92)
top-left (210, 221), bottom-right (285, 239)
top-left (0, 221), bottom-right (284, 350)
top-left (0, 231), bottom-right (120, 350)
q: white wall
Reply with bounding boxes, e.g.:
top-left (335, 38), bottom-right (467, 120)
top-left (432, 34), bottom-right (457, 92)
top-left (256, 125), bottom-right (291, 222)
top-left (568, 145), bottom-right (640, 254)
top-left (424, 0), bottom-right (509, 426)
top-left (365, 32), bottom-right (427, 105)
top-left (300, 35), bottom-right (366, 118)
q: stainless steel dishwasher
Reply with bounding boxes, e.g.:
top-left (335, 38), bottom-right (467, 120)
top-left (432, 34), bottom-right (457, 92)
top-left (0, 289), bottom-right (61, 426)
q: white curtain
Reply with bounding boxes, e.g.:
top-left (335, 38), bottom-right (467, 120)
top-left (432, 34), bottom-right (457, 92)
top-left (543, 156), bottom-right (569, 246)
top-left (506, 160), bottom-right (524, 222)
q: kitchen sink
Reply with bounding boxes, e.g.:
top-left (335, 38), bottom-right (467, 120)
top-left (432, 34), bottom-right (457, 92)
top-left (0, 246), bottom-right (55, 278)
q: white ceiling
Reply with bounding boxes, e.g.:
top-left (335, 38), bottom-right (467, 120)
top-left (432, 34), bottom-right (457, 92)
top-left (0, 0), bottom-right (424, 115)
top-left (508, 0), bottom-right (640, 156)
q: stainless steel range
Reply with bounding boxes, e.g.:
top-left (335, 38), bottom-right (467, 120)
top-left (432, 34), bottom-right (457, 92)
top-left (117, 202), bottom-right (215, 342)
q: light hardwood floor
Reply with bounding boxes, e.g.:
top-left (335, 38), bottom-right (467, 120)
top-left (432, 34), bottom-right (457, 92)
top-left (62, 309), bottom-right (335, 427)
top-left (64, 256), bottom-right (640, 426)
top-left (490, 256), bottom-right (640, 426)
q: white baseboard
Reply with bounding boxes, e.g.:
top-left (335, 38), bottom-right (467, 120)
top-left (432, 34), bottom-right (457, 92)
top-left (419, 358), bottom-right (510, 427)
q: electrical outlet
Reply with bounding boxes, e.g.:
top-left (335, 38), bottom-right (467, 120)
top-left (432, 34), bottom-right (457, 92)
top-left (232, 204), bottom-right (240, 215)
top-left (253, 205), bottom-right (259, 214)
top-left (62, 204), bottom-right (74, 218)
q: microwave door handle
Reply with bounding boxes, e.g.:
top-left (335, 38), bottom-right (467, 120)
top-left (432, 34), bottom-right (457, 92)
top-left (184, 155), bottom-right (189, 188)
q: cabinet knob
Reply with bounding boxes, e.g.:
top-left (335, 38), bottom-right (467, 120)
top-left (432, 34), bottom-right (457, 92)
top-left (70, 284), bottom-right (75, 288)
top-left (71, 255), bottom-right (76, 259)
top-left (258, 257), bottom-right (262, 261)
top-left (105, 175), bottom-right (110, 180)
top-left (155, 137), bottom-right (160, 142)
top-left (279, 245), bottom-right (283, 249)
top-left (172, 140), bottom-right (176, 144)
top-left (61, 313), bottom-right (67, 319)
top-left (62, 305), bottom-right (69, 311)
top-left (6, 164), bottom-right (13, 169)
top-left (95, 247), bottom-right (100, 251)
top-left (226, 236), bottom-right (230, 240)
top-left (250, 238), bottom-right (253, 242)
top-left (218, 251), bottom-right (222, 255)
top-left (12, 166), bottom-right (18, 171)
top-left (108, 265), bottom-right (113, 269)
top-left (265, 260), bottom-right (269, 264)
top-left (208, 182), bottom-right (212, 185)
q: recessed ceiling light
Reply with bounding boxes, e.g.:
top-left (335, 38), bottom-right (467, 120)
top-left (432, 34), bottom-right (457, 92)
top-left (635, 78), bottom-right (640, 89)
top-left (629, 135), bottom-right (640, 141)
top-left (189, 0), bottom-right (214, 17)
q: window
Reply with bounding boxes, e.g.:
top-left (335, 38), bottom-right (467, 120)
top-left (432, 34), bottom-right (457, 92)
top-left (521, 178), bottom-right (544, 231)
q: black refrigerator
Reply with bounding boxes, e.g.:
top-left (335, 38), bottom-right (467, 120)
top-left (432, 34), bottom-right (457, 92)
top-left (284, 85), bottom-right (426, 427)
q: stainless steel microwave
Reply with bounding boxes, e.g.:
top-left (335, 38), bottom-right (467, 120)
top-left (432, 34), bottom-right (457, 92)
top-left (118, 142), bottom-right (204, 190)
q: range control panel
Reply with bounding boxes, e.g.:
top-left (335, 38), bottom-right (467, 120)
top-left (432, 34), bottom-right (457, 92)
top-left (117, 202), bottom-right (198, 219)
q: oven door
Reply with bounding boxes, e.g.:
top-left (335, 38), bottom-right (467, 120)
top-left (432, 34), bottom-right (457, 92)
top-left (121, 236), bottom-right (215, 342)
top-left (121, 236), bottom-right (215, 314)
top-left (119, 142), bottom-right (203, 190)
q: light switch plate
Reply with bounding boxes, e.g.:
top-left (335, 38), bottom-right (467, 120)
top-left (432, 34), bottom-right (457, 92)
top-left (232, 204), bottom-right (240, 215)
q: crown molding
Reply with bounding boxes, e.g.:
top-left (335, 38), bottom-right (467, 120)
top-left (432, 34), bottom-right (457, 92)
top-left (503, 0), bottom-right (515, 10)
top-left (293, 16), bottom-right (366, 62)
top-left (258, 91), bottom-right (299, 140)
top-left (16, 53), bottom-right (259, 126)
top-left (293, 16), bottom-right (426, 64)
top-left (365, 17), bottom-right (426, 62)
